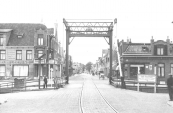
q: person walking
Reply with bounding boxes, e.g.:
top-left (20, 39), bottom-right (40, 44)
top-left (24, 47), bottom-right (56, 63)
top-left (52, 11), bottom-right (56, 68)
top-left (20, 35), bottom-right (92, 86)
top-left (167, 74), bottom-right (173, 101)
top-left (43, 75), bottom-right (48, 89)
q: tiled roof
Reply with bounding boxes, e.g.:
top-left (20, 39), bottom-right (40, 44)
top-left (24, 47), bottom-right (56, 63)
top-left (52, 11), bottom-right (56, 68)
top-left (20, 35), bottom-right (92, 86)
top-left (125, 44), bottom-right (151, 54)
top-left (0, 23), bottom-right (47, 46)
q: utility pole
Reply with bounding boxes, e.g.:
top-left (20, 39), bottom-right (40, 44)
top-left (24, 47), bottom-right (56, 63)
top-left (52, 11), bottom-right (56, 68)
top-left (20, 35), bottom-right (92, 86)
top-left (65, 29), bottom-right (69, 84)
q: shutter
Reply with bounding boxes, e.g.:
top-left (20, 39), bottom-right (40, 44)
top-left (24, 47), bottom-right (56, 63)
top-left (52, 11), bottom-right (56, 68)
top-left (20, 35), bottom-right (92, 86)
top-left (154, 45), bottom-right (157, 55)
top-left (35, 50), bottom-right (38, 58)
top-left (164, 45), bottom-right (167, 55)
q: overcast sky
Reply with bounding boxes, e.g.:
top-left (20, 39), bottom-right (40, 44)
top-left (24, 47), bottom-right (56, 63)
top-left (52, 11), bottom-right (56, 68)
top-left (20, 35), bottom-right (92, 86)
top-left (1, 0), bottom-right (173, 64)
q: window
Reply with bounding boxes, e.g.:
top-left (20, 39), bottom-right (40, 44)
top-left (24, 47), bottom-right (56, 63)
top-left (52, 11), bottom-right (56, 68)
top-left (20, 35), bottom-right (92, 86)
top-left (0, 34), bottom-right (4, 46)
top-left (171, 64), bottom-right (173, 75)
top-left (16, 50), bottom-right (22, 60)
top-left (26, 50), bottom-right (32, 60)
top-left (0, 50), bottom-right (6, 60)
top-left (130, 64), bottom-right (145, 78)
top-left (157, 47), bottom-right (164, 55)
top-left (158, 64), bottom-right (165, 77)
top-left (13, 65), bottom-right (28, 77)
top-left (0, 65), bottom-right (5, 76)
top-left (38, 34), bottom-right (43, 45)
top-left (38, 50), bottom-right (43, 59)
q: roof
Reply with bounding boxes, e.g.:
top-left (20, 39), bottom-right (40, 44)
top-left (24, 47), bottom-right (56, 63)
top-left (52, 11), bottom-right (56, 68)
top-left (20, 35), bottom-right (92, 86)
top-left (0, 23), bottom-right (47, 46)
top-left (125, 44), bottom-right (151, 54)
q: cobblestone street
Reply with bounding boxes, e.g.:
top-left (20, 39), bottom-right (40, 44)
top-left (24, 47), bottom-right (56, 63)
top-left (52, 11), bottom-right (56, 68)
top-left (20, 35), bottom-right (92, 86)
top-left (0, 74), bottom-right (173, 113)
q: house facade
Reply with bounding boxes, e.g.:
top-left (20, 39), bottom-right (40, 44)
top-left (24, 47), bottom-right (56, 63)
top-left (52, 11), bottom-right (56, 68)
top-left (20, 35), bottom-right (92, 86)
top-left (118, 38), bottom-right (173, 84)
top-left (0, 23), bottom-right (61, 79)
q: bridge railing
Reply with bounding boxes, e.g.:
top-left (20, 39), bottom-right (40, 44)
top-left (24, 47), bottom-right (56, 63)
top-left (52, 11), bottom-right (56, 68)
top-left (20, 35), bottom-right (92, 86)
top-left (0, 77), bottom-right (67, 93)
top-left (111, 77), bottom-right (167, 93)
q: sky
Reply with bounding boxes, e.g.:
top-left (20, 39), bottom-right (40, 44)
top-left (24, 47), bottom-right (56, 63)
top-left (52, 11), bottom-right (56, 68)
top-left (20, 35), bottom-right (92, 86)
top-left (1, 0), bottom-right (173, 64)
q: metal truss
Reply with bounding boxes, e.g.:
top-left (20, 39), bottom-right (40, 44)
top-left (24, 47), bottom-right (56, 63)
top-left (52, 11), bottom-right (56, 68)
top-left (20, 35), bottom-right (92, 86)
top-left (63, 19), bottom-right (114, 37)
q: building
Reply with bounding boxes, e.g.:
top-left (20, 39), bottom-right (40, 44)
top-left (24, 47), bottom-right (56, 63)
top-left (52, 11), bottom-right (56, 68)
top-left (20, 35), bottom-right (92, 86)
top-left (98, 48), bottom-right (117, 77)
top-left (117, 37), bottom-right (173, 84)
top-left (0, 23), bottom-right (61, 80)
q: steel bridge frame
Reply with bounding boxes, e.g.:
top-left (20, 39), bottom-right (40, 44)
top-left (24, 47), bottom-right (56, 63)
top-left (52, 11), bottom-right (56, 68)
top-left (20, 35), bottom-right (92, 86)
top-left (63, 18), bottom-right (116, 84)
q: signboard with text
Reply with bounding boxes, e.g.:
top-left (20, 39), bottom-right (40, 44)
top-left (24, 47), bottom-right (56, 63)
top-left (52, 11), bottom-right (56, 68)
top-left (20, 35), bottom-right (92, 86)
top-left (137, 74), bottom-right (157, 83)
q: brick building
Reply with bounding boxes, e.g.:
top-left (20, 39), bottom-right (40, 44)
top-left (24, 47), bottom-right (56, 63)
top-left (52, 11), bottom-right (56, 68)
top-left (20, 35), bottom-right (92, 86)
top-left (0, 23), bottom-right (61, 80)
top-left (118, 37), bottom-right (173, 84)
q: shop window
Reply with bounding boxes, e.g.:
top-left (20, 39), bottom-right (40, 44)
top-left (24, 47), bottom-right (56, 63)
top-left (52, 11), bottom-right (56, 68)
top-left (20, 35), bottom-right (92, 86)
top-left (158, 63), bottom-right (165, 77)
top-left (0, 65), bottom-right (5, 76)
top-left (130, 64), bottom-right (145, 78)
top-left (13, 65), bottom-right (28, 77)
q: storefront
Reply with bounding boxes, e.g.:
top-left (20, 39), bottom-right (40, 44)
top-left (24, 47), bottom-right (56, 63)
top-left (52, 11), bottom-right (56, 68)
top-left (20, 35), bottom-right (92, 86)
top-left (0, 60), bottom-right (34, 79)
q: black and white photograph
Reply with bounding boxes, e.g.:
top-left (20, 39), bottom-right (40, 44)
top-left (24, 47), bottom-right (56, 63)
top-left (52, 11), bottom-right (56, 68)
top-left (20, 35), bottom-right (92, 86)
top-left (0, 0), bottom-right (173, 113)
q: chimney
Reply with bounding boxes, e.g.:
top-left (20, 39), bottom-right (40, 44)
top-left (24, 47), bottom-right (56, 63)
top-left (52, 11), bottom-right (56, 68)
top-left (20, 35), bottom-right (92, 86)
top-left (166, 36), bottom-right (170, 43)
top-left (127, 37), bottom-right (129, 43)
top-left (150, 36), bottom-right (154, 43)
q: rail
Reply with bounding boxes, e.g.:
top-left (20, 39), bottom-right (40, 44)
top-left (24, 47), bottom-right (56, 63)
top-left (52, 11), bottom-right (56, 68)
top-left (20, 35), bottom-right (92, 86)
top-left (111, 77), bottom-right (168, 93)
top-left (0, 77), bottom-right (67, 93)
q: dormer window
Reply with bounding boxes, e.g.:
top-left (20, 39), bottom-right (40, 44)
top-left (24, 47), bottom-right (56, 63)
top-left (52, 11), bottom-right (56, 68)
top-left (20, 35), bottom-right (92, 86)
top-left (157, 47), bottom-right (164, 55)
top-left (17, 33), bottom-right (24, 38)
top-left (142, 46), bottom-right (149, 52)
top-left (0, 34), bottom-right (4, 46)
top-left (154, 45), bottom-right (167, 56)
top-left (38, 34), bottom-right (43, 45)
top-left (17, 35), bottom-right (23, 38)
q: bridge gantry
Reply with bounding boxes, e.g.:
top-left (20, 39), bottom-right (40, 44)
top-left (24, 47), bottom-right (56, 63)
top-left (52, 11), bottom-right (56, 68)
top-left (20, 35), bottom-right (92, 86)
top-left (63, 18), bottom-right (117, 84)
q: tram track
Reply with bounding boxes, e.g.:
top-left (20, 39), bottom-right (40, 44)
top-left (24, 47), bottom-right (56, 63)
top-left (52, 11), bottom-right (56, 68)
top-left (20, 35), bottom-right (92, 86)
top-left (92, 78), bottom-right (119, 113)
top-left (79, 75), bottom-right (119, 113)
top-left (79, 77), bottom-right (85, 113)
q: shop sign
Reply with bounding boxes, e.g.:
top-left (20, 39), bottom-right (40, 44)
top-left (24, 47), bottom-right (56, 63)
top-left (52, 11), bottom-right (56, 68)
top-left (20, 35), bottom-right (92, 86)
top-left (34, 59), bottom-right (40, 64)
top-left (49, 60), bottom-right (54, 64)
top-left (34, 59), bottom-right (46, 64)
top-left (0, 60), bottom-right (33, 64)
top-left (138, 74), bottom-right (156, 83)
top-left (41, 59), bottom-right (46, 64)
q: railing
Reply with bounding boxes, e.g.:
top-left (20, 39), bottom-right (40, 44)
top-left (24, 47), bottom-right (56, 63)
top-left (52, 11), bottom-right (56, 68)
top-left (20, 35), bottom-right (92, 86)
top-left (0, 77), bottom-right (67, 93)
top-left (111, 77), bottom-right (168, 93)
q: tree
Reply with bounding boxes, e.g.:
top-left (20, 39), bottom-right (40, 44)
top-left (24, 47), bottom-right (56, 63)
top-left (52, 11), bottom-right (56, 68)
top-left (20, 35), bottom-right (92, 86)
top-left (85, 62), bottom-right (93, 72)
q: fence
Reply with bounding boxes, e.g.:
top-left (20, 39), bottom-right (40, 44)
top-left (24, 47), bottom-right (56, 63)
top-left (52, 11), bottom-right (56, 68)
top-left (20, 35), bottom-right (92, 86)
top-left (0, 77), bottom-right (67, 94)
top-left (111, 77), bottom-right (168, 93)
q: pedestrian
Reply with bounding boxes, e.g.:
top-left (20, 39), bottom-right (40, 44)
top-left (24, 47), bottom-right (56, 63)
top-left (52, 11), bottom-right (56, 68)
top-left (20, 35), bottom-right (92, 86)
top-left (43, 75), bottom-right (48, 89)
top-left (167, 73), bottom-right (173, 101)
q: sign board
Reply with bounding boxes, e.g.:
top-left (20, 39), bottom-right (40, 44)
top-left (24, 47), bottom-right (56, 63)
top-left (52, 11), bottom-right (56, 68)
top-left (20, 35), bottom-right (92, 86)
top-left (34, 59), bottom-right (46, 64)
top-left (138, 74), bottom-right (156, 83)
top-left (49, 60), bottom-right (55, 64)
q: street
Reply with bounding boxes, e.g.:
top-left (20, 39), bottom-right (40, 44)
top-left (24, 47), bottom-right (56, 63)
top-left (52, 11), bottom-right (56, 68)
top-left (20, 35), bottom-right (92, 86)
top-left (0, 74), bottom-right (173, 113)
